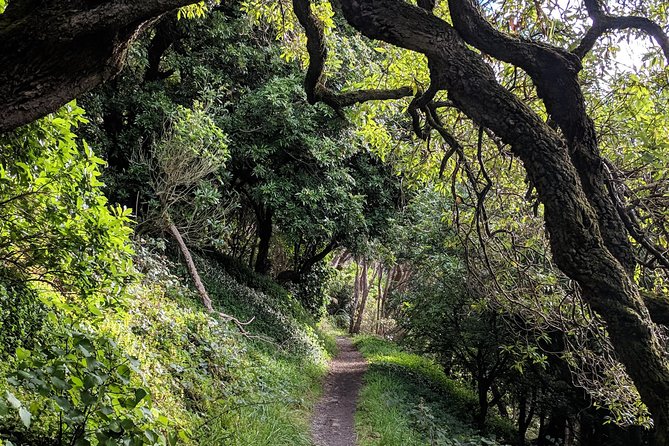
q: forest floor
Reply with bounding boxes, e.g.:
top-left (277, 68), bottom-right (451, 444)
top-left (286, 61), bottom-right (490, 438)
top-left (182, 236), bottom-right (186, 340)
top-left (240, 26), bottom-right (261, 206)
top-left (311, 336), bottom-right (368, 446)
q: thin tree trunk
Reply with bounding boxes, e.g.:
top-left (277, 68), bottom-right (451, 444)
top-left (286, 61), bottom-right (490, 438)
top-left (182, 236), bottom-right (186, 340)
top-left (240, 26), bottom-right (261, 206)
top-left (352, 260), bottom-right (377, 334)
top-left (517, 390), bottom-right (535, 446)
top-left (254, 207), bottom-right (273, 274)
top-left (167, 220), bottom-right (213, 312)
top-left (375, 267), bottom-right (383, 334)
top-left (351, 259), bottom-right (368, 334)
top-left (349, 260), bottom-right (361, 334)
top-left (491, 386), bottom-right (508, 419)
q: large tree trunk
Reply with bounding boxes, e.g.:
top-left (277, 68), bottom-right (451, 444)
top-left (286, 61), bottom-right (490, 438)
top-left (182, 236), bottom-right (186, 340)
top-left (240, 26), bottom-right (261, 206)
top-left (0, 0), bottom-right (196, 132)
top-left (331, 0), bottom-right (669, 441)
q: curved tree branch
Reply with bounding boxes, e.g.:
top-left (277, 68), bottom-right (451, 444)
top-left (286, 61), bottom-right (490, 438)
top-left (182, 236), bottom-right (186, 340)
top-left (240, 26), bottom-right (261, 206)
top-left (291, 0), bottom-right (412, 109)
top-left (573, 0), bottom-right (669, 61)
top-left (447, 0), bottom-right (637, 276)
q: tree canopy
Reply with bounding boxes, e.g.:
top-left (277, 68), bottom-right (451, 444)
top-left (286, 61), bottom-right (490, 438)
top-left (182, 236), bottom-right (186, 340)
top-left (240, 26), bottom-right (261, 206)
top-left (2, 0), bottom-right (669, 444)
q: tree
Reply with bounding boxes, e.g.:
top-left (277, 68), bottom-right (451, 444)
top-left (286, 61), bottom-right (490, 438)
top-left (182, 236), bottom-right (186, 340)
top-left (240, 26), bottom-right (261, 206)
top-left (288, 0), bottom-right (669, 441)
top-left (223, 75), bottom-right (402, 278)
top-left (3, 0), bottom-right (669, 441)
top-left (140, 104), bottom-right (230, 311)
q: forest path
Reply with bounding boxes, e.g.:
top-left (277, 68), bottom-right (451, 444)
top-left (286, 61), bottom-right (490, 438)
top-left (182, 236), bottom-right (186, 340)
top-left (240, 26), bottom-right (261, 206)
top-left (311, 336), bottom-right (368, 446)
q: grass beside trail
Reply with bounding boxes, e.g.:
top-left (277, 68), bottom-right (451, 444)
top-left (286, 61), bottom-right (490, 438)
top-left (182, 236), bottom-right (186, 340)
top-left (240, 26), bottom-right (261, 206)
top-left (353, 335), bottom-right (513, 446)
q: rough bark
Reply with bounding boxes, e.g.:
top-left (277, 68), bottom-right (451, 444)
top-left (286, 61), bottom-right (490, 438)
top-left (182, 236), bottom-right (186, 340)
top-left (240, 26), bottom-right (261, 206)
top-left (167, 220), bottom-right (214, 312)
top-left (448, 0), bottom-right (636, 275)
top-left (0, 0), bottom-right (197, 131)
top-left (330, 0), bottom-right (669, 442)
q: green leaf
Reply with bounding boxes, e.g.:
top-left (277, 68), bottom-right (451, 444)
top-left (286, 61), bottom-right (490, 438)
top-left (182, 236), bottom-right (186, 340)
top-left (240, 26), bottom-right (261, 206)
top-left (5, 391), bottom-right (21, 409)
top-left (51, 376), bottom-right (70, 390)
top-left (19, 407), bottom-right (31, 428)
top-left (87, 302), bottom-right (102, 316)
top-left (134, 388), bottom-right (148, 406)
top-left (15, 347), bottom-right (30, 361)
top-left (54, 396), bottom-right (72, 411)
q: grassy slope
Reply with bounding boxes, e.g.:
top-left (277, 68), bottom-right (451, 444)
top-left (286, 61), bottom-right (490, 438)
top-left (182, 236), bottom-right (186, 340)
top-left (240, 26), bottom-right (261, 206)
top-left (353, 336), bottom-right (513, 446)
top-left (122, 243), bottom-right (336, 445)
top-left (0, 241), bottom-right (335, 445)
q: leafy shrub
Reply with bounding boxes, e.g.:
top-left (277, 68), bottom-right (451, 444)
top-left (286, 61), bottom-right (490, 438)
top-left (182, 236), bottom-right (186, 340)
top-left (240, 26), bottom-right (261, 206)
top-left (0, 274), bottom-right (45, 357)
top-left (0, 101), bottom-right (134, 298)
top-left (2, 325), bottom-right (163, 446)
top-left (0, 103), bottom-right (161, 445)
top-left (289, 263), bottom-right (332, 318)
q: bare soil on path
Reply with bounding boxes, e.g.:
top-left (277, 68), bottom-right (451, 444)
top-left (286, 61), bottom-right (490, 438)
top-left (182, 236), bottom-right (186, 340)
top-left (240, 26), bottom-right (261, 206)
top-left (311, 336), bottom-right (368, 446)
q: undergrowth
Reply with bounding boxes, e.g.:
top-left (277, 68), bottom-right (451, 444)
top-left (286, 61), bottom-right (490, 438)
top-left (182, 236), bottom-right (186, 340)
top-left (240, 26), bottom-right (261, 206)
top-left (353, 335), bottom-right (513, 446)
top-left (0, 240), bottom-right (335, 445)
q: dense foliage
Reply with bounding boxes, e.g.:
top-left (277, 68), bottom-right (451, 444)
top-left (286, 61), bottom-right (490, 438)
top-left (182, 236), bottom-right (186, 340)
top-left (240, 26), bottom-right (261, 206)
top-left (2, 0), bottom-right (669, 445)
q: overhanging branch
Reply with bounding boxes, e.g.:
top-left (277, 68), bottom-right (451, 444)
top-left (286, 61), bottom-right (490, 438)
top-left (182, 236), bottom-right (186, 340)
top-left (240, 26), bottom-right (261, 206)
top-left (574, 0), bottom-right (669, 61)
top-left (0, 0), bottom-right (198, 131)
top-left (447, 0), bottom-right (637, 275)
top-left (291, 0), bottom-right (412, 109)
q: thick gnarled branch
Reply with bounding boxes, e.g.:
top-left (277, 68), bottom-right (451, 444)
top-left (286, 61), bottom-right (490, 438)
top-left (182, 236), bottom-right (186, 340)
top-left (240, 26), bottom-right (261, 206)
top-left (291, 0), bottom-right (412, 109)
top-left (0, 0), bottom-right (198, 131)
top-left (335, 0), bottom-right (669, 437)
top-left (448, 0), bottom-right (637, 276)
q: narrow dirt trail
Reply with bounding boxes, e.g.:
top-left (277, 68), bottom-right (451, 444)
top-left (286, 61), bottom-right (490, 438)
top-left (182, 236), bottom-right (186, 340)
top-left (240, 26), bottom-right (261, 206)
top-left (311, 336), bottom-right (368, 446)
